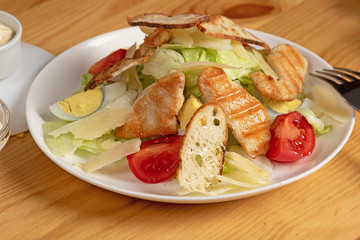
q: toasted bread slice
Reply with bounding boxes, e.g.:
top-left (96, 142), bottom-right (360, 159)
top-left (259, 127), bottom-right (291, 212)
top-left (127, 13), bottom-right (209, 29)
top-left (177, 102), bottom-right (228, 193)
top-left (128, 13), bottom-right (269, 50)
top-left (197, 15), bottom-right (270, 50)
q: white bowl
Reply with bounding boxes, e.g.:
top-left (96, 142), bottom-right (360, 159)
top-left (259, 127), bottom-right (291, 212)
top-left (0, 99), bottom-right (10, 151)
top-left (0, 11), bottom-right (22, 79)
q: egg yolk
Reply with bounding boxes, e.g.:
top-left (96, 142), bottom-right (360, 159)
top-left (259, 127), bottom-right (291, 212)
top-left (262, 95), bottom-right (302, 114)
top-left (58, 87), bottom-right (103, 117)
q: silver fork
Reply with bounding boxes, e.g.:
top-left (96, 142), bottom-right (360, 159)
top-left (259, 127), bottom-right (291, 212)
top-left (310, 67), bottom-right (360, 112)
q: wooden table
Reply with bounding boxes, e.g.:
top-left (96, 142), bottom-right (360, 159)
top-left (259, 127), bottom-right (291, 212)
top-left (1, 0), bottom-right (359, 239)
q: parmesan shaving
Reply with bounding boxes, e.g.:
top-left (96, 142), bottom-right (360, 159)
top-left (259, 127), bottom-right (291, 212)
top-left (49, 91), bottom-right (137, 140)
top-left (251, 48), bottom-right (279, 80)
top-left (179, 61), bottom-right (241, 71)
top-left (311, 85), bottom-right (352, 123)
top-left (170, 29), bottom-right (194, 47)
top-left (82, 138), bottom-right (141, 173)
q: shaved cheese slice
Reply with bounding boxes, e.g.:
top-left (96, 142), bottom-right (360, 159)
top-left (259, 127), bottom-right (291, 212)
top-left (179, 61), bottom-right (241, 71)
top-left (217, 175), bottom-right (265, 188)
top-left (177, 184), bottom-right (234, 196)
top-left (232, 41), bottom-right (250, 60)
top-left (125, 43), bottom-right (137, 58)
top-left (228, 145), bottom-right (273, 174)
top-left (251, 48), bottom-right (279, 80)
top-left (311, 85), bottom-right (352, 123)
top-left (170, 29), bottom-right (194, 47)
top-left (49, 91), bottom-right (137, 140)
top-left (82, 138), bottom-right (141, 173)
top-left (225, 150), bottom-right (271, 180)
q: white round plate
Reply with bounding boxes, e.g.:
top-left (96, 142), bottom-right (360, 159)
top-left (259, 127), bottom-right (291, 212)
top-left (26, 27), bottom-right (355, 204)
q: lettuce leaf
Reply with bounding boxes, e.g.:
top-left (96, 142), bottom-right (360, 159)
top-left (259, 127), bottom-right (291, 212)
top-left (211, 48), bottom-right (261, 81)
top-left (78, 133), bottom-right (119, 154)
top-left (176, 47), bottom-right (261, 97)
top-left (121, 67), bottom-right (143, 93)
top-left (42, 121), bottom-right (83, 157)
top-left (81, 72), bottom-right (94, 90)
top-left (179, 47), bottom-right (261, 81)
top-left (142, 48), bottom-right (184, 79)
top-left (169, 27), bottom-right (233, 51)
top-left (42, 120), bottom-right (120, 157)
top-left (297, 106), bottom-right (332, 135)
top-left (136, 65), bottom-right (157, 89)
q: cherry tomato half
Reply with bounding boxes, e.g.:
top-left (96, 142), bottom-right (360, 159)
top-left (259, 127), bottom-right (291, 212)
top-left (127, 135), bottom-right (183, 183)
top-left (88, 48), bottom-right (127, 75)
top-left (266, 111), bottom-right (315, 162)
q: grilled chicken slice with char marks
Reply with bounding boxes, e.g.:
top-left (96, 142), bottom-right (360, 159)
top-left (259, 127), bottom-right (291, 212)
top-left (85, 28), bottom-right (172, 90)
top-left (198, 67), bottom-right (270, 158)
top-left (250, 44), bottom-right (308, 101)
top-left (115, 71), bottom-right (185, 138)
top-left (84, 53), bottom-right (154, 90)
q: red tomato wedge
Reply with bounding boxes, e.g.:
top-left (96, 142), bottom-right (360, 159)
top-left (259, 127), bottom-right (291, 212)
top-left (266, 111), bottom-right (315, 162)
top-left (88, 48), bottom-right (127, 75)
top-left (127, 135), bottom-right (183, 183)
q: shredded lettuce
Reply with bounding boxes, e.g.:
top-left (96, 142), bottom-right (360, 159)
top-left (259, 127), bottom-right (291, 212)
top-left (221, 148), bottom-right (272, 188)
top-left (222, 160), bottom-right (234, 174)
top-left (81, 72), bottom-right (94, 90)
top-left (297, 107), bottom-right (332, 135)
top-left (42, 121), bottom-right (82, 156)
top-left (179, 48), bottom-right (261, 80)
top-left (121, 67), bottom-right (143, 93)
top-left (183, 69), bottom-right (202, 88)
top-left (187, 27), bottom-right (233, 51)
top-left (172, 47), bottom-right (261, 97)
top-left (142, 48), bottom-right (184, 79)
top-left (169, 27), bottom-right (233, 51)
top-left (78, 133), bottom-right (120, 154)
top-left (137, 28), bottom-right (263, 100)
top-left (42, 120), bottom-right (121, 157)
top-left (136, 65), bottom-right (157, 89)
top-left (297, 91), bottom-right (307, 100)
top-left (211, 49), bottom-right (261, 80)
top-left (179, 47), bottom-right (217, 62)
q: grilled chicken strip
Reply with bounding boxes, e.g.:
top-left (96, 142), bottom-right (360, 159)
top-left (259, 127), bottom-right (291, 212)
top-left (133, 28), bottom-right (172, 58)
top-left (198, 67), bottom-right (271, 158)
top-left (84, 53), bottom-right (154, 90)
top-left (115, 71), bottom-right (185, 138)
top-left (250, 44), bottom-right (308, 101)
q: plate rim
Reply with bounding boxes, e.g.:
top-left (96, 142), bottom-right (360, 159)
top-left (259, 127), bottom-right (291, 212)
top-left (26, 27), bottom-right (356, 204)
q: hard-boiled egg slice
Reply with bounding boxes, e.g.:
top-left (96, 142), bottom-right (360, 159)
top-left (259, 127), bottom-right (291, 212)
top-left (49, 81), bottom-right (126, 121)
top-left (261, 95), bottom-right (302, 114)
top-left (99, 81), bottom-right (126, 109)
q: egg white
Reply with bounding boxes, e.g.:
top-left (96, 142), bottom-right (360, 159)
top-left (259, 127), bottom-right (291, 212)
top-left (49, 81), bottom-right (127, 121)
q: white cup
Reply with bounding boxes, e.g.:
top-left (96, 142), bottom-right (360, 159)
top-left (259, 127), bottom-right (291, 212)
top-left (0, 11), bottom-right (22, 79)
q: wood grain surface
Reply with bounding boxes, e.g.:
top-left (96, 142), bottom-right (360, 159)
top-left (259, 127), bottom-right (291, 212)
top-left (0, 0), bottom-right (359, 239)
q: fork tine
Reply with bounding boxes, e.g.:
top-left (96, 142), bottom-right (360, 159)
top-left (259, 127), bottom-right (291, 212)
top-left (333, 67), bottom-right (360, 78)
top-left (323, 69), bottom-right (359, 82)
top-left (309, 73), bottom-right (345, 92)
top-left (315, 70), bottom-right (350, 84)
